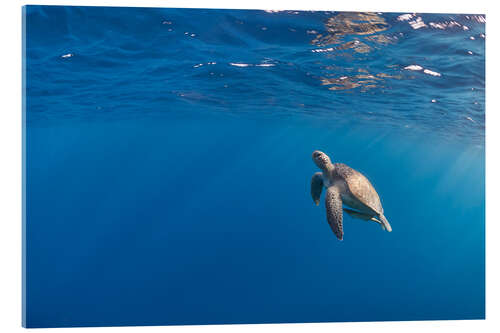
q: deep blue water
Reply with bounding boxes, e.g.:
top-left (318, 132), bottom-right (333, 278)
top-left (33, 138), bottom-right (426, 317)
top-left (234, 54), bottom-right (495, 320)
top-left (23, 6), bottom-right (485, 328)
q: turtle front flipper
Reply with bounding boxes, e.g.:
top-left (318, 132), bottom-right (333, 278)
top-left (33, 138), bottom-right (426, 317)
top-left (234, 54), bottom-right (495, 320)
top-left (325, 186), bottom-right (344, 240)
top-left (310, 172), bottom-right (323, 206)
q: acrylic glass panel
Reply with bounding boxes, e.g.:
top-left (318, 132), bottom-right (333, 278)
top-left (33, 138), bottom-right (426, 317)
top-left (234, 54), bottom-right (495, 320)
top-left (23, 5), bottom-right (485, 328)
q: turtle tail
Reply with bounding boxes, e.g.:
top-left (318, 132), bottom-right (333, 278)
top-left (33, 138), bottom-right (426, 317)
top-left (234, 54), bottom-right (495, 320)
top-left (379, 214), bottom-right (392, 232)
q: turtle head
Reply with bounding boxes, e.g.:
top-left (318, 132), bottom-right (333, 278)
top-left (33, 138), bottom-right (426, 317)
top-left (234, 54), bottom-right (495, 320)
top-left (312, 150), bottom-right (332, 170)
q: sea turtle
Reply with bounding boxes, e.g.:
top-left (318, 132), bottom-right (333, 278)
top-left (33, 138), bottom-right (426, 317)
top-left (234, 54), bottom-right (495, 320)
top-left (310, 150), bottom-right (392, 240)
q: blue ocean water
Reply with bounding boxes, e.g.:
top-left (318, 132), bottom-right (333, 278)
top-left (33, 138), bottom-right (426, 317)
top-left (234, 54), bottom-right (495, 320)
top-left (23, 6), bottom-right (485, 328)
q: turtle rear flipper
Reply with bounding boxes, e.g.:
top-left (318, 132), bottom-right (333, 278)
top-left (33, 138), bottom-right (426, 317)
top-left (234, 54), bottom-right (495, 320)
top-left (343, 208), bottom-right (386, 230)
top-left (379, 214), bottom-right (392, 232)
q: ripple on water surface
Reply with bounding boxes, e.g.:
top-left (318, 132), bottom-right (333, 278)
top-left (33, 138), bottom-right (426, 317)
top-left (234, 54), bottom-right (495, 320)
top-left (25, 8), bottom-right (485, 145)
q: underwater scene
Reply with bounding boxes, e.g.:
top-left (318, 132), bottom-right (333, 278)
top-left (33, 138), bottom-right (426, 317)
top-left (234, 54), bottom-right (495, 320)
top-left (23, 6), bottom-right (485, 328)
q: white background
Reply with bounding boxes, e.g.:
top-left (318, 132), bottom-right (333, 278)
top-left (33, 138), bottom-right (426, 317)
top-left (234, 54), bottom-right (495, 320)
top-left (0, 0), bottom-right (497, 332)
